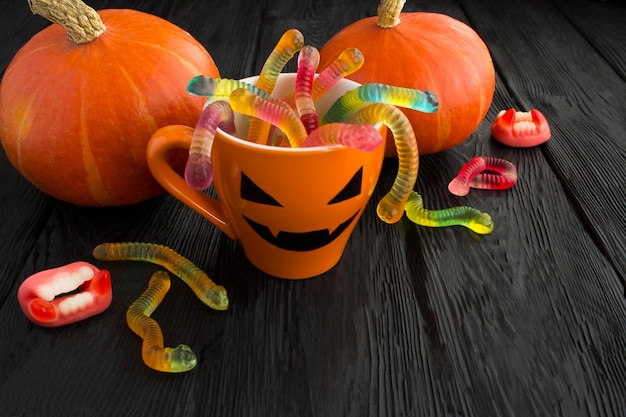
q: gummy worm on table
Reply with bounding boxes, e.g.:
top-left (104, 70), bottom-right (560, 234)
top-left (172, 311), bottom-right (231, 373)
top-left (349, 103), bottom-right (419, 224)
top-left (448, 156), bottom-right (518, 196)
top-left (295, 45), bottom-right (320, 134)
top-left (185, 100), bottom-right (235, 191)
top-left (404, 191), bottom-right (494, 235)
top-left (126, 270), bottom-right (197, 373)
top-left (92, 242), bottom-right (228, 311)
top-left (229, 88), bottom-right (308, 147)
top-left (249, 28), bottom-right (305, 142)
top-left (300, 122), bottom-right (383, 151)
top-left (321, 83), bottom-right (439, 125)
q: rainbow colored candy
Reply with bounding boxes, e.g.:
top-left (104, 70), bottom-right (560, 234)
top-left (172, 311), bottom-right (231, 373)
top-left (404, 191), bottom-right (494, 235)
top-left (249, 28), bottom-right (305, 143)
top-left (295, 45), bottom-right (320, 134)
top-left (300, 122), bottom-right (383, 151)
top-left (92, 242), bottom-right (228, 311)
top-left (311, 48), bottom-right (364, 101)
top-left (448, 156), bottom-right (518, 196)
top-left (229, 88), bottom-right (308, 147)
top-left (255, 29), bottom-right (304, 95)
top-left (126, 270), bottom-right (197, 373)
top-left (184, 100), bottom-right (235, 190)
top-left (322, 83), bottom-right (439, 125)
top-left (349, 103), bottom-right (418, 224)
top-left (186, 76), bottom-right (269, 102)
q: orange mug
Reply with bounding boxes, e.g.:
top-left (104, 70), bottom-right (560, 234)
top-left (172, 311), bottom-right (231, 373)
top-left (146, 74), bottom-right (385, 279)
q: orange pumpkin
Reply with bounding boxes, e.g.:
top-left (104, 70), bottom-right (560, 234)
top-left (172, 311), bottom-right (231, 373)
top-left (318, 0), bottom-right (495, 156)
top-left (0, 0), bottom-right (219, 206)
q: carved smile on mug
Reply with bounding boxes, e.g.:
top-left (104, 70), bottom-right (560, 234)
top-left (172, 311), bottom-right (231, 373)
top-left (240, 168), bottom-right (363, 252)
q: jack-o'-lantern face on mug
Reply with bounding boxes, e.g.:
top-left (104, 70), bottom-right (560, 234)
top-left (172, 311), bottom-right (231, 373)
top-left (239, 167), bottom-right (365, 252)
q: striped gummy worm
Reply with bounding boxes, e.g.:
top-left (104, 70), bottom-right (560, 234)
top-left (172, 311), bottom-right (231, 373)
top-left (249, 28), bottom-right (304, 142)
top-left (255, 28), bottom-right (304, 95)
top-left (186, 76), bottom-right (269, 102)
top-left (295, 45), bottom-right (320, 134)
top-left (321, 83), bottom-right (438, 125)
top-left (349, 103), bottom-right (418, 224)
top-left (448, 156), bottom-right (518, 196)
top-left (185, 100), bottom-right (235, 191)
top-left (300, 122), bottom-right (383, 151)
top-left (404, 191), bottom-right (494, 235)
top-left (229, 88), bottom-right (307, 147)
top-left (126, 270), bottom-right (197, 373)
top-left (92, 242), bottom-right (228, 311)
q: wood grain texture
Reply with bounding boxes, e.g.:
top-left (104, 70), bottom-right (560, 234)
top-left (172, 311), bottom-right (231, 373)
top-left (0, 0), bottom-right (624, 416)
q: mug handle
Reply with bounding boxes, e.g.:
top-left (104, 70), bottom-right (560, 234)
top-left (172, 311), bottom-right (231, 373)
top-left (146, 125), bottom-right (237, 239)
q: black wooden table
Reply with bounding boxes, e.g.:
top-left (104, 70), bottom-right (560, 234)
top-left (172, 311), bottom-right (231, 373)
top-left (1, 0), bottom-right (625, 416)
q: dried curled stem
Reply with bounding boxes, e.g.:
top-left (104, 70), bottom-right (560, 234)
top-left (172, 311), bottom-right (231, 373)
top-left (28, 0), bottom-right (106, 44)
top-left (376, 0), bottom-right (406, 28)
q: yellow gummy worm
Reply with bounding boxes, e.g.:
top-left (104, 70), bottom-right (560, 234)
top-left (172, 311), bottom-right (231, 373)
top-left (126, 270), bottom-right (197, 373)
top-left (249, 28), bottom-right (305, 143)
top-left (229, 88), bottom-right (308, 147)
top-left (92, 242), bottom-right (228, 311)
top-left (404, 191), bottom-right (494, 234)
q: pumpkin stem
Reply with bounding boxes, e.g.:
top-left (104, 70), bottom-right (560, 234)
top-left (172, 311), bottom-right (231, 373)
top-left (28, 0), bottom-right (106, 44)
top-left (376, 0), bottom-right (405, 28)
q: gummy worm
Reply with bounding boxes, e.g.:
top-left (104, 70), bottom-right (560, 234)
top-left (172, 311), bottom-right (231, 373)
top-left (249, 29), bottom-right (305, 142)
top-left (229, 88), bottom-right (307, 147)
top-left (404, 191), bottom-right (494, 235)
top-left (92, 242), bottom-right (228, 311)
top-left (256, 28), bottom-right (305, 94)
top-left (300, 122), bottom-right (383, 151)
top-left (322, 83), bottom-right (439, 125)
top-left (295, 45), bottom-right (320, 134)
top-left (185, 100), bottom-right (235, 191)
top-left (312, 47), bottom-right (364, 101)
top-left (186, 76), bottom-right (270, 102)
top-left (349, 103), bottom-right (418, 224)
top-left (448, 156), bottom-right (518, 196)
top-left (126, 270), bottom-right (197, 373)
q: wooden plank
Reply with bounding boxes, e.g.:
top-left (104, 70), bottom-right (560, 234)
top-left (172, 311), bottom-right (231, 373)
top-left (460, 0), bottom-right (626, 278)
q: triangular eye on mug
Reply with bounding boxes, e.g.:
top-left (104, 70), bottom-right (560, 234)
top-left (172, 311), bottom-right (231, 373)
top-left (240, 172), bottom-right (283, 206)
top-left (328, 167), bottom-right (363, 205)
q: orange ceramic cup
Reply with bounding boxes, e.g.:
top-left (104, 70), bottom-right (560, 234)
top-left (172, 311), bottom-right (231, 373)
top-left (147, 74), bottom-right (385, 279)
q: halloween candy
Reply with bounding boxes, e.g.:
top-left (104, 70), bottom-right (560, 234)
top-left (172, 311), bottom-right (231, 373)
top-left (185, 100), bottom-right (235, 190)
top-left (186, 76), bottom-right (269, 101)
top-left (229, 88), bottom-right (308, 147)
top-left (311, 47), bottom-right (364, 100)
top-left (300, 122), bottom-right (383, 151)
top-left (491, 108), bottom-right (551, 147)
top-left (249, 28), bottom-right (305, 143)
top-left (17, 261), bottom-right (112, 327)
top-left (295, 45), bottom-right (320, 134)
top-left (92, 242), bottom-right (228, 311)
top-left (321, 83), bottom-right (439, 125)
top-left (255, 29), bottom-right (305, 95)
top-left (349, 103), bottom-right (418, 223)
top-left (127, 270), bottom-right (197, 373)
top-left (448, 156), bottom-right (518, 196)
top-left (405, 191), bottom-right (494, 234)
